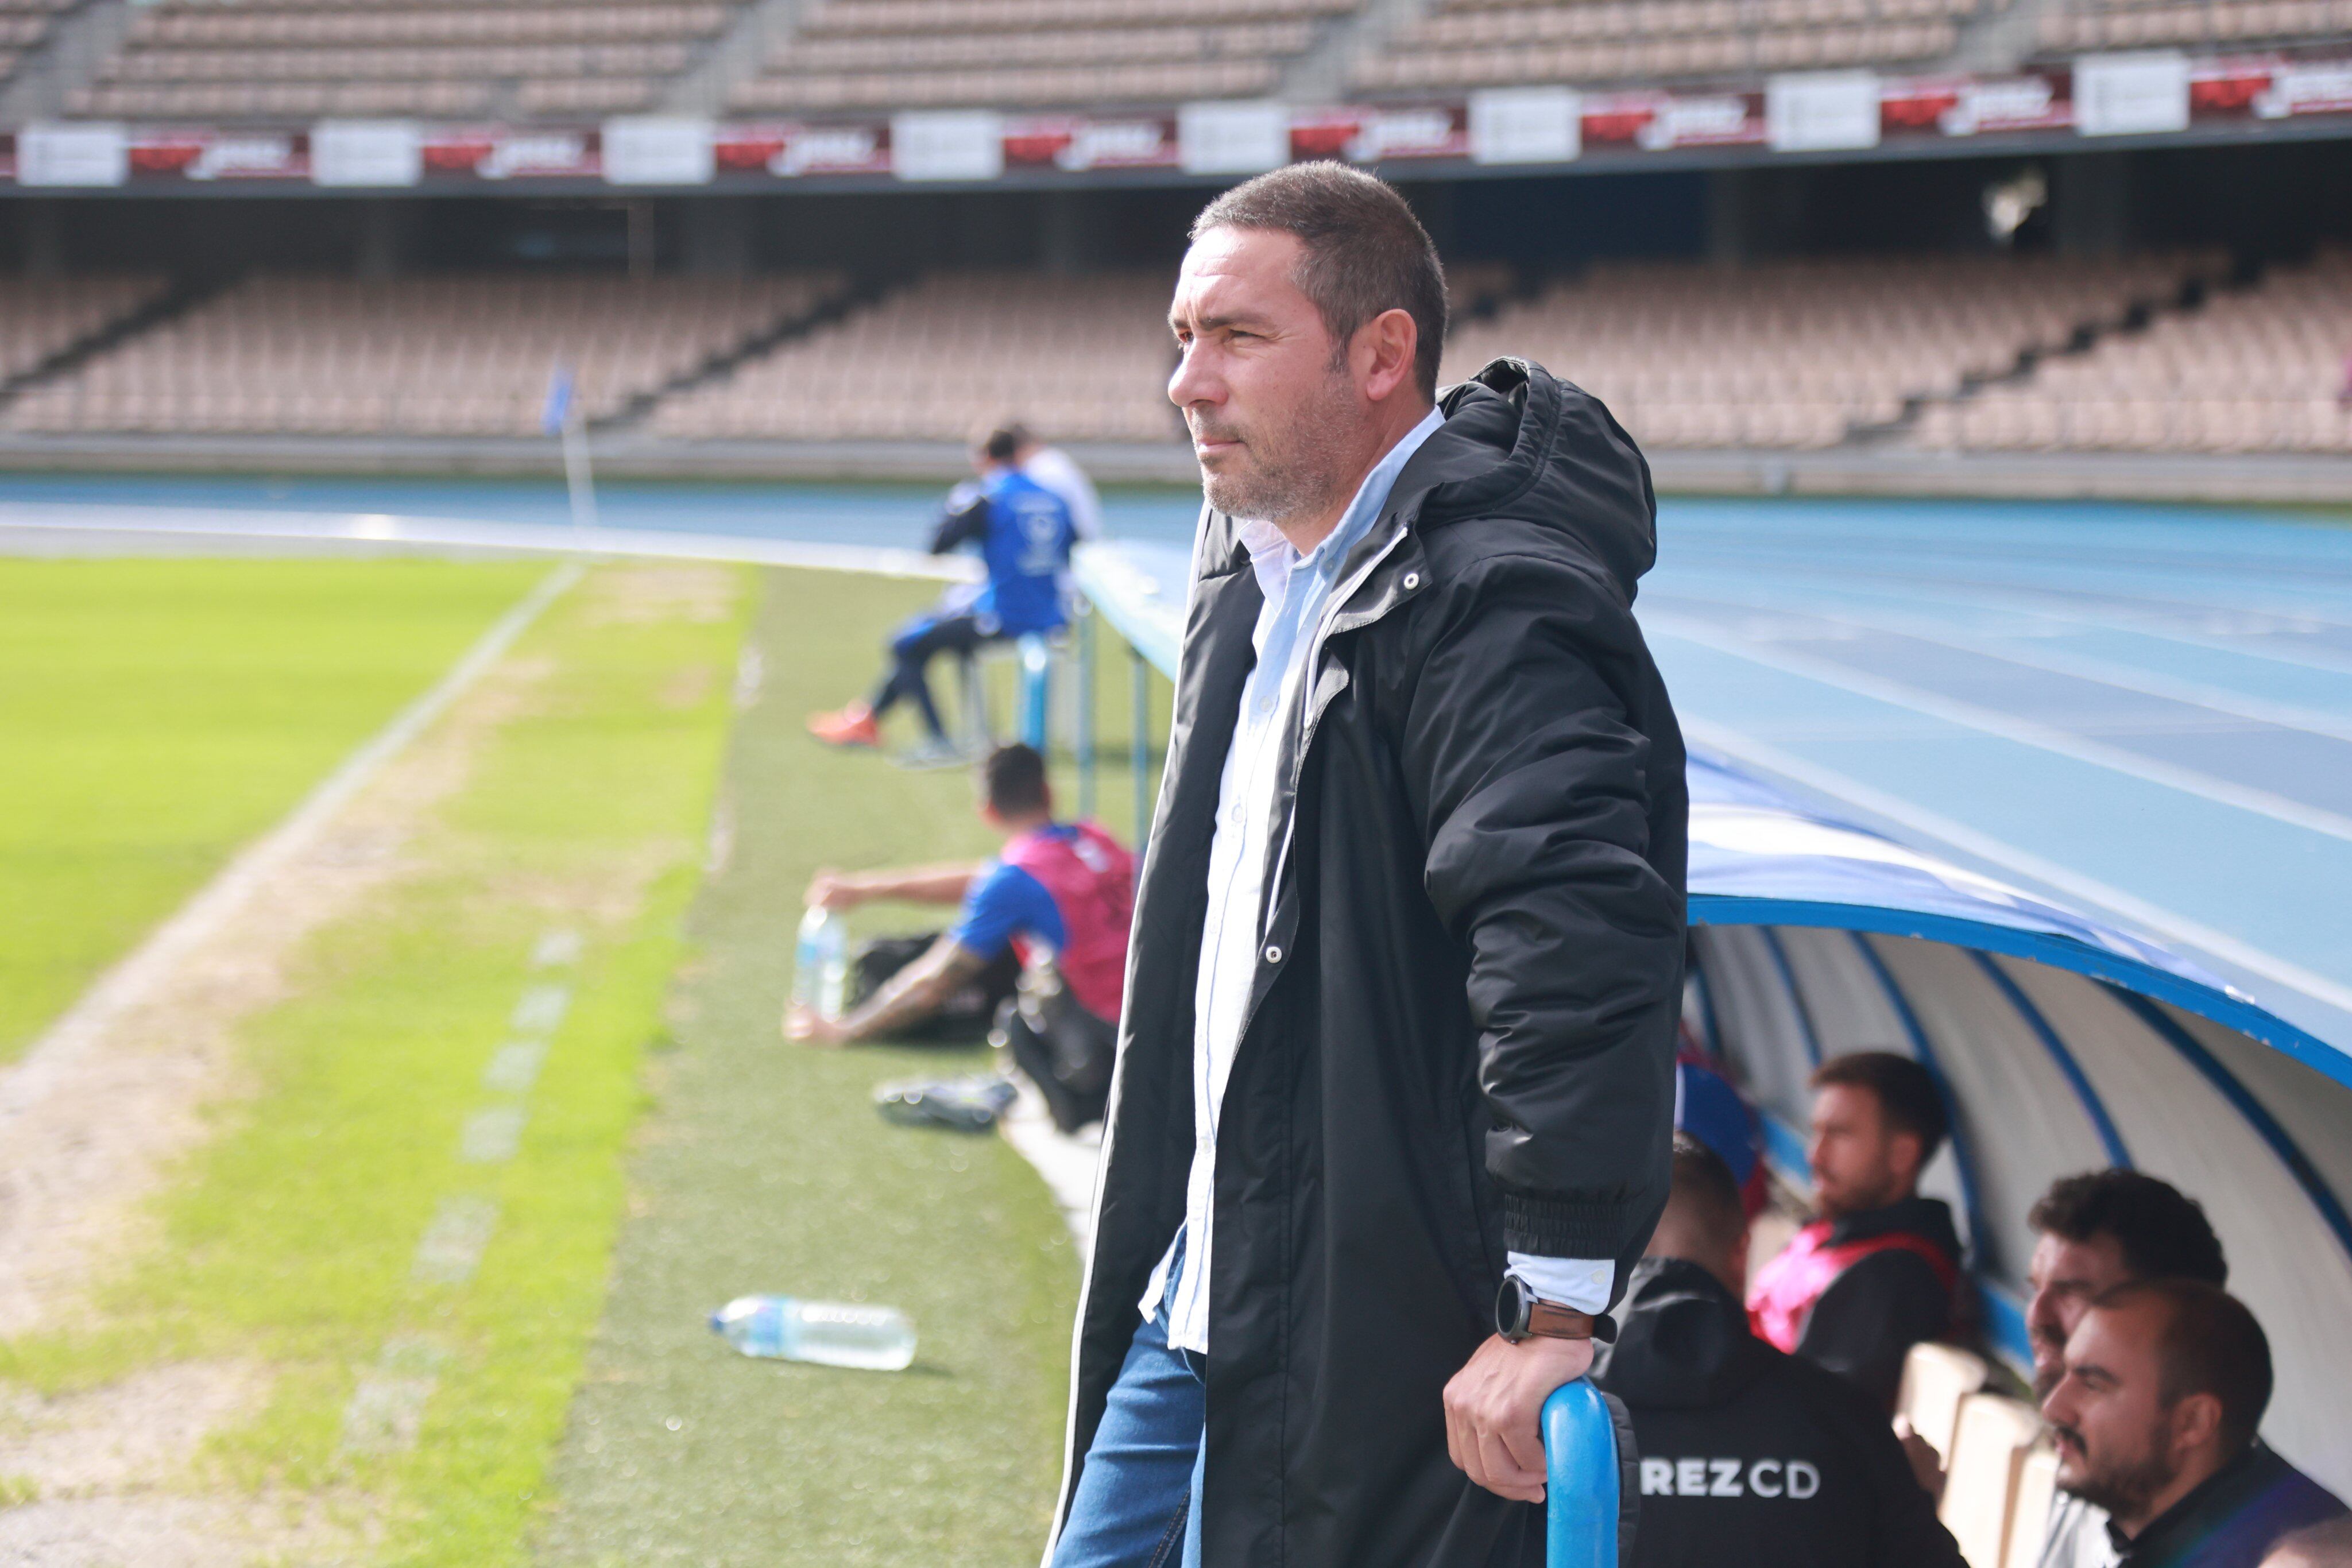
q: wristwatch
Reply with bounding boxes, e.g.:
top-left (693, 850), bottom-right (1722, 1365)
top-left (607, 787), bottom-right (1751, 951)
top-left (1496, 1273), bottom-right (1616, 1344)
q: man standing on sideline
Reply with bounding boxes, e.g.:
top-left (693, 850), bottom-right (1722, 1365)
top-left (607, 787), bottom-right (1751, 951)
top-left (1747, 1051), bottom-right (1963, 1410)
top-left (1049, 163), bottom-right (1685, 1568)
top-left (2026, 1170), bottom-right (2230, 1568)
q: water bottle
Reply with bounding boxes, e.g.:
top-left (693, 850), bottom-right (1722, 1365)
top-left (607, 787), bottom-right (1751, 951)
top-left (710, 1295), bottom-right (916, 1371)
top-left (793, 906), bottom-right (849, 1020)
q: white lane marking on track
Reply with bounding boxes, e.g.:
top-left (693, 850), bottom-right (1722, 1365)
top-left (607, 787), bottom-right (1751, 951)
top-left (0, 562), bottom-right (581, 1135)
top-left (1657, 583), bottom-right (2352, 746)
top-left (1647, 611), bottom-right (2352, 847)
top-left (0, 502), bottom-right (976, 582)
top-left (341, 1335), bottom-right (445, 1455)
top-left (411, 1194), bottom-right (500, 1286)
top-left (1682, 716), bottom-right (2352, 1022)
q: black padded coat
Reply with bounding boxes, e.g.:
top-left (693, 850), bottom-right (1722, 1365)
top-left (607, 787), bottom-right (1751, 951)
top-left (1054, 360), bottom-right (1689, 1568)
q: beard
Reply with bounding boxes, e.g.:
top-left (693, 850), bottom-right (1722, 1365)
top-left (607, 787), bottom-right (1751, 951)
top-left (1190, 361), bottom-right (1358, 526)
top-left (2053, 1424), bottom-right (2177, 1520)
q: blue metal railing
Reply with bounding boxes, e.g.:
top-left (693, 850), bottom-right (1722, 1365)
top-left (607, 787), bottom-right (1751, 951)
top-left (1544, 1379), bottom-right (1623, 1568)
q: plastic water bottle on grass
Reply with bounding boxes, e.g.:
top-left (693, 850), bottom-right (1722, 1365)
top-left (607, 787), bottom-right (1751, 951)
top-left (793, 907), bottom-right (849, 1020)
top-left (711, 1296), bottom-right (916, 1371)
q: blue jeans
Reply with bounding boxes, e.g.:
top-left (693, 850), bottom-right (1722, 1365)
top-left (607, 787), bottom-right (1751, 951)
top-left (1051, 1304), bottom-right (1206, 1568)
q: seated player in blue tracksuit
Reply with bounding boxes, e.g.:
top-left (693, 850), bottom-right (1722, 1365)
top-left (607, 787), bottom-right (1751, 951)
top-left (808, 424), bottom-right (1076, 761)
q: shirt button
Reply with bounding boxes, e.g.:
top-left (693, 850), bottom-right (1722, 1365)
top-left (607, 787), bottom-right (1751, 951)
top-left (1403, 571), bottom-right (1421, 590)
top-left (1263, 944), bottom-right (1283, 964)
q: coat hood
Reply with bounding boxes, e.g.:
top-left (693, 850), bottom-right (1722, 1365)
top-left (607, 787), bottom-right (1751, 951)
top-left (1594, 1256), bottom-right (1776, 1411)
top-left (1395, 358), bottom-right (1659, 597)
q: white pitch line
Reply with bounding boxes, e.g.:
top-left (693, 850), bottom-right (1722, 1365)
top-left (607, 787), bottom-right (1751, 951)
top-left (1647, 611), bottom-right (2352, 847)
top-left (1682, 715), bottom-right (2352, 1021)
top-left (0, 501), bottom-right (977, 582)
top-left (0, 561), bottom-right (581, 1130)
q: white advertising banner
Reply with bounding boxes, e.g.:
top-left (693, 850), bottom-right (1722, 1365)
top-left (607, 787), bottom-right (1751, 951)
top-left (1177, 100), bottom-right (1288, 176)
top-left (1766, 71), bottom-right (1882, 151)
top-left (891, 110), bottom-right (1004, 181)
top-left (17, 122), bottom-right (128, 187)
top-left (1468, 87), bottom-right (1581, 165)
top-left (602, 116), bottom-right (715, 186)
top-left (2074, 51), bottom-right (2191, 135)
top-left (310, 120), bottom-right (422, 187)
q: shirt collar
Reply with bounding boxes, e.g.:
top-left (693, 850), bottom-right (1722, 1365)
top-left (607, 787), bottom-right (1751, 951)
top-left (1235, 405), bottom-right (1443, 601)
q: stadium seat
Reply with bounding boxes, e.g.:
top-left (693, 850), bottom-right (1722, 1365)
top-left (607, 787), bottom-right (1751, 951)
top-left (1897, 1342), bottom-right (1991, 1465)
top-left (2003, 1444), bottom-right (2061, 1568)
top-left (1939, 1393), bottom-right (2047, 1568)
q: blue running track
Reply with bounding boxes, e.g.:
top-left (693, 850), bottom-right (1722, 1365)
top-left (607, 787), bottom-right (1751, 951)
top-left (5, 473), bottom-right (2347, 1049)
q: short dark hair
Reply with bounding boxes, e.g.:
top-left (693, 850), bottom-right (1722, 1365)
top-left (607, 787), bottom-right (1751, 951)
top-left (1190, 161), bottom-right (1448, 400)
top-left (978, 424), bottom-right (1023, 463)
top-left (1810, 1051), bottom-right (1949, 1165)
top-left (2094, 1278), bottom-right (2272, 1454)
top-left (981, 743), bottom-right (1049, 816)
top-left (1664, 1132), bottom-right (1747, 1262)
top-left (2029, 1170), bottom-right (2227, 1287)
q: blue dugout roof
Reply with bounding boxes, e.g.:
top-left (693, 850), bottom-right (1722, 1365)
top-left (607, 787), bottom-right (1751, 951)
top-left (1076, 537), bottom-right (2352, 1492)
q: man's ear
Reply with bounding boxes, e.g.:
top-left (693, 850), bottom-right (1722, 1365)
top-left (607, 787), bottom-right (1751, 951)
top-left (1355, 307), bottom-right (1419, 402)
top-left (2167, 1390), bottom-right (2225, 1459)
top-left (1889, 1129), bottom-right (1927, 1189)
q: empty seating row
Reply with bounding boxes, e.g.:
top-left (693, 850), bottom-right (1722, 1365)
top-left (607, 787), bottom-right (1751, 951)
top-left (72, 0), bottom-right (746, 119)
top-left (122, 3), bottom-right (735, 48)
top-left (1360, 20), bottom-right (1962, 87)
top-left (651, 270), bottom-right (1182, 445)
top-left (798, 0), bottom-right (1354, 33)
top-left (730, 58), bottom-right (1281, 110)
top-left (0, 276), bottom-right (167, 386)
top-left (1407, 0), bottom-right (1969, 47)
top-left (71, 78), bottom-right (657, 117)
top-left (98, 44), bottom-right (688, 82)
top-left (2037, 0), bottom-right (2352, 48)
top-left (7, 273), bottom-right (838, 441)
top-left (1445, 251), bottom-right (2208, 450)
top-left (1913, 250), bottom-right (2352, 456)
top-left (762, 21), bottom-right (1313, 71)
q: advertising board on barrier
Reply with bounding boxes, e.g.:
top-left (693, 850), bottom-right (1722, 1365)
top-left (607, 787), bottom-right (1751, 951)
top-left (2, 44), bottom-right (2345, 192)
top-left (311, 121), bottom-right (423, 187)
top-left (1468, 87), bottom-right (1583, 165)
top-left (892, 111), bottom-right (1004, 182)
top-left (603, 117), bottom-right (715, 187)
top-left (18, 122), bottom-right (129, 187)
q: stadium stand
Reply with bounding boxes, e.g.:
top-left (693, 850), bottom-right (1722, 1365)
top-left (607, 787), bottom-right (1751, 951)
top-left (649, 269), bottom-right (1181, 443)
top-left (1442, 252), bottom-right (2212, 449)
top-left (726, 0), bottom-right (1357, 114)
top-left (2037, 0), bottom-right (2352, 53)
top-left (1353, 0), bottom-right (1974, 92)
top-left (5, 272), bottom-right (839, 438)
top-left (0, 276), bottom-right (168, 386)
top-left (1914, 248), bottom-right (2352, 455)
top-left (0, 0), bottom-right (83, 90)
top-left (69, 0), bottom-right (749, 122)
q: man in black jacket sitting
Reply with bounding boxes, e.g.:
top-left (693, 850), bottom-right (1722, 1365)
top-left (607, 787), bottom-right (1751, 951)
top-left (1597, 1136), bottom-right (1966, 1568)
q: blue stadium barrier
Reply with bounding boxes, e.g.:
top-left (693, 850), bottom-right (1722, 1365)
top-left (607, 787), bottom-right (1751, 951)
top-left (1544, 1379), bottom-right (1622, 1568)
